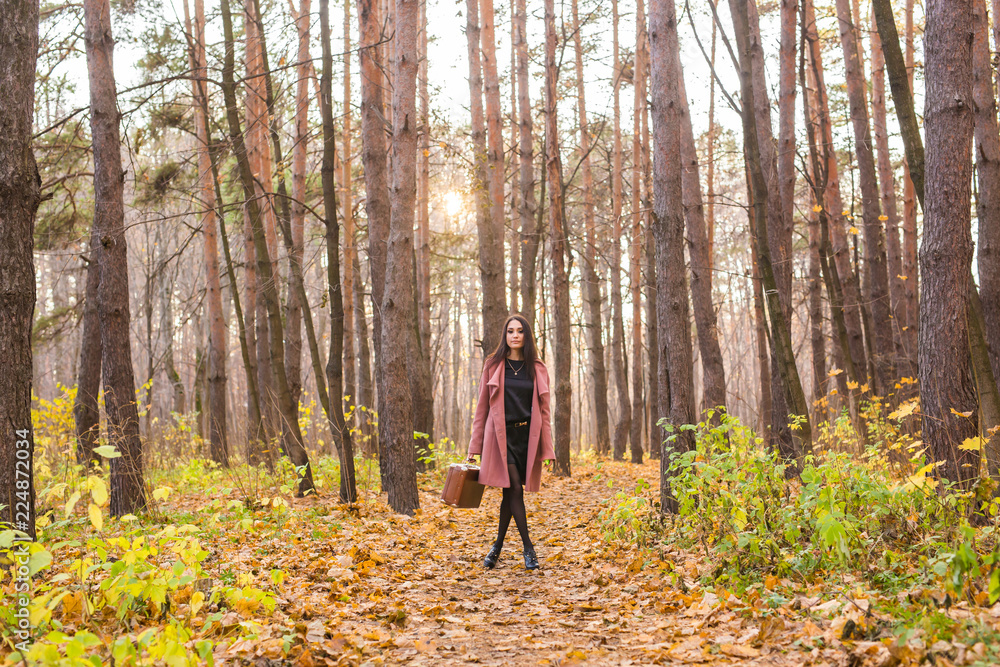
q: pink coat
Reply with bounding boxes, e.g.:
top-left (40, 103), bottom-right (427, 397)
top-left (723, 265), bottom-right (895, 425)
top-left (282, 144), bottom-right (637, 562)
top-left (468, 358), bottom-right (555, 492)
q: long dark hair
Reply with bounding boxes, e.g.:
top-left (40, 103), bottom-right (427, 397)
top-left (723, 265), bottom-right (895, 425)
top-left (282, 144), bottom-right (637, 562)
top-left (487, 313), bottom-right (538, 379)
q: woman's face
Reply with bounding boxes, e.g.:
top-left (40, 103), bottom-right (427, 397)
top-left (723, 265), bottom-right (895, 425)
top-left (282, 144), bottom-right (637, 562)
top-left (506, 320), bottom-right (525, 351)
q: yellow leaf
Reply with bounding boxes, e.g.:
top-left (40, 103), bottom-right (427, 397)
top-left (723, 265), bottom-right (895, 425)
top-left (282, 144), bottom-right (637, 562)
top-left (191, 591), bottom-right (205, 616)
top-left (848, 226), bottom-right (860, 235)
top-left (89, 503), bottom-right (103, 532)
top-left (878, 215), bottom-right (888, 221)
top-left (898, 274), bottom-right (908, 281)
top-left (828, 368), bottom-right (843, 377)
top-left (888, 400), bottom-right (918, 420)
top-left (422, 149), bottom-right (430, 157)
top-left (842, 210), bottom-right (850, 216)
top-left (951, 408), bottom-right (974, 418)
top-left (847, 380), bottom-right (859, 390)
top-left (65, 490), bottom-right (82, 519)
top-left (959, 436), bottom-right (985, 452)
top-left (89, 476), bottom-right (108, 507)
top-left (860, 383), bottom-right (870, 394)
top-left (153, 486), bottom-right (172, 502)
top-left (812, 205), bottom-right (823, 213)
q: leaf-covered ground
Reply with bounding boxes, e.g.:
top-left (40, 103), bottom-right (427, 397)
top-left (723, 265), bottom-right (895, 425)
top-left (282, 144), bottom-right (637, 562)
top-left (6, 457), bottom-right (1000, 665)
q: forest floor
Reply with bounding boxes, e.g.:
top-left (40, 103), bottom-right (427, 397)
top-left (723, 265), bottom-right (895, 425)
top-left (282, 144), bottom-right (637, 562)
top-left (177, 459), bottom-right (972, 667)
top-left (8, 456), bottom-right (1000, 665)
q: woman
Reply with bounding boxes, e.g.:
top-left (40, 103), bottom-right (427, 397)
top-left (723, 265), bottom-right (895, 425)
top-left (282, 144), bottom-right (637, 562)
top-left (468, 314), bottom-right (554, 570)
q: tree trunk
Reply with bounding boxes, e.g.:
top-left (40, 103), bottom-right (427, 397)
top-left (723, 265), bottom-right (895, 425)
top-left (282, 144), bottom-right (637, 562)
top-left (0, 0), bottom-right (40, 538)
top-left (319, 0), bottom-right (358, 502)
top-left (357, 0), bottom-right (390, 465)
top-left (544, 0), bottom-right (572, 477)
top-left (219, 0), bottom-right (315, 495)
top-left (750, 218), bottom-right (772, 438)
top-left (836, 0), bottom-right (895, 395)
top-left (514, 0), bottom-right (538, 332)
top-left (921, 0), bottom-right (979, 488)
top-left (808, 206), bottom-right (826, 409)
top-left (467, 0), bottom-right (506, 355)
top-left (417, 0), bottom-right (431, 359)
top-left (902, 0), bottom-right (918, 358)
top-left (74, 230), bottom-right (102, 466)
top-left (610, 0), bottom-right (631, 461)
top-left (339, 0), bottom-right (357, 411)
top-left (381, 0), bottom-right (422, 512)
top-left (630, 0), bottom-right (647, 464)
top-left (870, 13), bottom-right (911, 380)
top-left (677, 56), bottom-right (727, 415)
top-left (730, 0), bottom-right (812, 455)
top-left (803, 0), bottom-right (867, 389)
top-left (973, 0), bottom-right (1000, 384)
top-left (649, 0), bottom-right (696, 513)
top-left (571, 0), bottom-right (611, 457)
top-left (480, 0), bottom-right (506, 325)
top-left (186, 0), bottom-right (229, 467)
top-left (85, 0), bottom-right (147, 515)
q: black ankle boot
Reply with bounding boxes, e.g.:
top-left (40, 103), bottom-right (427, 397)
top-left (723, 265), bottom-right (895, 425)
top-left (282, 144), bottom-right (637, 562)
top-left (523, 546), bottom-right (539, 570)
top-left (484, 543), bottom-right (502, 569)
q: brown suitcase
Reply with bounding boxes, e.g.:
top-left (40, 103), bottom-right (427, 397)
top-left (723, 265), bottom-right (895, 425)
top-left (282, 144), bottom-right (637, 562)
top-left (441, 463), bottom-right (486, 508)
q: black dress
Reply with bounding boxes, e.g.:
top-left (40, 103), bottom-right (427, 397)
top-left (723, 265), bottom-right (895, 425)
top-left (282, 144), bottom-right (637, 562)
top-left (504, 358), bottom-right (534, 482)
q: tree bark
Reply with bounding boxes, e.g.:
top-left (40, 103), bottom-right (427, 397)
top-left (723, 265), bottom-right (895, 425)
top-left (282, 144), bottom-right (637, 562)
top-left (219, 0), bottom-right (315, 495)
top-left (85, 0), bottom-right (147, 515)
top-left (357, 0), bottom-right (390, 464)
top-left (836, 0), bottom-right (895, 395)
top-left (571, 0), bottom-right (611, 456)
top-left (0, 0), bottom-right (40, 538)
top-left (382, 0), bottom-right (422, 512)
top-left (74, 230), bottom-right (102, 466)
top-left (467, 0), bottom-right (505, 355)
top-left (921, 0), bottom-right (979, 488)
top-left (544, 0), bottom-right (572, 477)
top-left (677, 56), bottom-right (727, 415)
top-left (320, 0), bottom-right (358, 502)
top-left (514, 0), bottom-right (538, 332)
top-left (973, 0), bottom-right (1000, 384)
top-left (339, 0), bottom-right (358, 411)
top-left (730, 0), bottom-right (812, 455)
top-left (902, 0), bottom-right (918, 359)
top-left (649, 0), bottom-right (696, 513)
top-left (417, 0), bottom-right (431, 357)
top-left (870, 14), bottom-right (911, 380)
top-left (630, 0), bottom-right (647, 464)
top-left (610, 0), bottom-right (631, 461)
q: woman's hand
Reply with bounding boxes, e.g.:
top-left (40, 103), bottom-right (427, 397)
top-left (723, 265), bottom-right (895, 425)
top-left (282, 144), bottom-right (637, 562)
top-left (467, 454), bottom-right (477, 464)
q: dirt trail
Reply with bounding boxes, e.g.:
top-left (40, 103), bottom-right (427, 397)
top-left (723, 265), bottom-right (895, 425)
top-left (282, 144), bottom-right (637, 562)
top-left (210, 461), bottom-right (824, 665)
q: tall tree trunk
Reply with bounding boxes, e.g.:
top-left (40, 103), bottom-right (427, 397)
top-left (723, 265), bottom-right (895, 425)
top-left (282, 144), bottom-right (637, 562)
top-left (707, 20), bottom-right (717, 274)
top-left (186, 0), bottom-right (228, 467)
top-left (285, 0), bottom-right (307, 412)
top-left (84, 0), bottom-right (147, 515)
top-left (750, 218), bottom-right (772, 438)
top-left (902, 0), bottom-right (918, 358)
top-left (320, 0), bottom-right (358, 502)
top-left (803, 0), bottom-right (867, 388)
top-left (357, 0), bottom-right (390, 463)
top-left (467, 0), bottom-right (506, 355)
top-left (649, 0), bottom-right (696, 513)
top-left (508, 0), bottom-right (520, 315)
top-left (337, 0), bottom-right (357, 414)
top-left (544, 0), bottom-right (572, 477)
top-left (514, 0), bottom-right (538, 331)
top-left (480, 0), bottom-right (506, 323)
top-left (219, 0), bottom-right (316, 495)
top-left (641, 85), bottom-right (660, 459)
top-left (610, 0), bottom-right (631, 461)
top-left (677, 55), bottom-right (727, 415)
top-left (730, 0), bottom-right (813, 454)
top-left (417, 0), bottom-right (431, 357)
top-left (382, 0), bottom-right (422, 512)
top-left (870, 14), bottom-right (911, 380)
top-left (571, 0), bottom-right (610, 456)
top-left (921, 0), bottom-right (979, 488)
top-left (836, 0), bottom-right (895, 395)
top-left (808, 206), bottom-right (826, 409)
top-left (973, 0), bottom-right (1000, 384)
top-left (0, 0), bottom-right (40, 538)
top-left (740, 0), bottom-right (800, 458)
top-left (630, 0), bottom-right (647, 464)
top-left (74, 230), bottom-right (102, 466)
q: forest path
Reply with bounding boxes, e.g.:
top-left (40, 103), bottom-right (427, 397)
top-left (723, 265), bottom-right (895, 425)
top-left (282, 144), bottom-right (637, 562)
top-left (213, 460), bottom-right (821, 665)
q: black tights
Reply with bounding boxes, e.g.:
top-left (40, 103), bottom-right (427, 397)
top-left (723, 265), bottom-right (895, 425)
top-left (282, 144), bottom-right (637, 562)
top-left (496, 463), bottom-right (532, 551)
